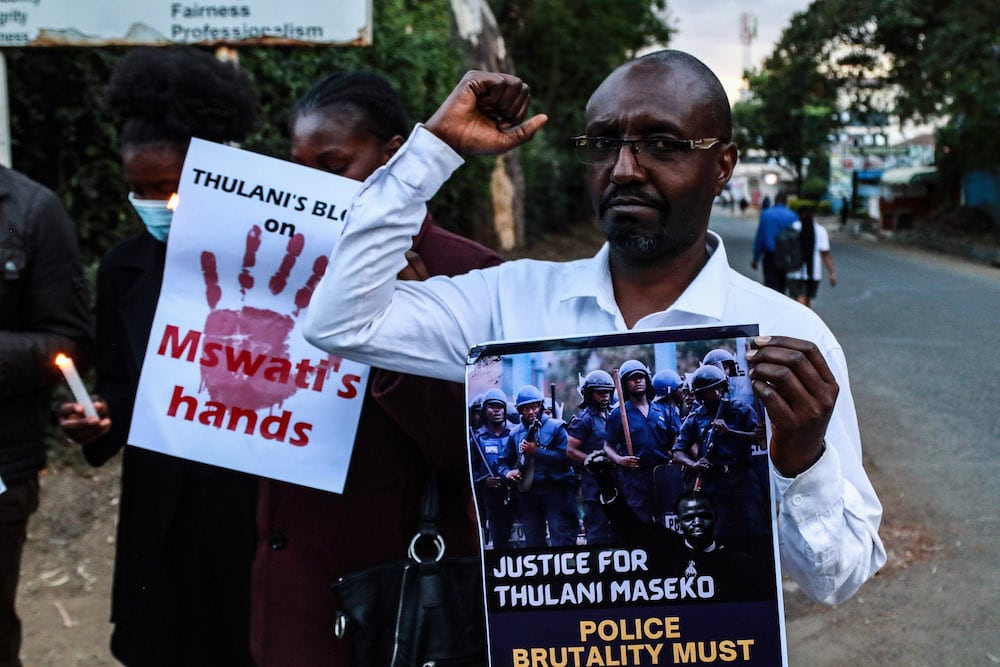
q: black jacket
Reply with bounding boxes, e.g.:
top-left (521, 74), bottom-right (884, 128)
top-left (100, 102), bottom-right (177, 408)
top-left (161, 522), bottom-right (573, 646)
top-left (83, 231), bottom-right (256, 665)
top-left (0, 166), bottom-right (92, 482)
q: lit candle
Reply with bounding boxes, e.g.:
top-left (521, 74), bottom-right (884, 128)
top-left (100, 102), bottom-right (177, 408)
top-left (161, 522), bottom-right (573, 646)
top-left (54, 354), bottom-right (98, 418)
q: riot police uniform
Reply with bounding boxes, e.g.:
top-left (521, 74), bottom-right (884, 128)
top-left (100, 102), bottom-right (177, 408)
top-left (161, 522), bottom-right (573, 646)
top-left (499, 386), bottom-right (577, 548)
top-left (471, 389), bottom-right (516, 549)
top-left (604, 361), bottom-right (677, 525)
top-left (567, 370), bottom-right (616, 544)
top-left (672, 365), bottom-right (768, 541)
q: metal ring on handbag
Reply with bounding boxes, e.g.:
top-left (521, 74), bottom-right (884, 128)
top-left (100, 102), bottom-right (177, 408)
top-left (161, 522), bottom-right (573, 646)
top-left (333, 612), bottom-right (348, 639)
top-left (407, 533), bottom-right (446, 562)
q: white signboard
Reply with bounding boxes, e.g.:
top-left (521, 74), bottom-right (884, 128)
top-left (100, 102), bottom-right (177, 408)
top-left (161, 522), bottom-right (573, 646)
top-left (129, 138), bottom-right (367, 494)
top-left (0, 0), bottom-right (371, 47)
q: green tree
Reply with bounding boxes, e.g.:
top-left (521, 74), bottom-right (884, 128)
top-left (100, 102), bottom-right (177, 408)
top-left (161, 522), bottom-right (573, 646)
top-left (5, 48), bottom-right (124, 266)
top-left (6, 0), bottom-right (677, 268)
top-left (239, 0), bottom-right (493, 242)
top-left (866, 0), bottom-right (1000, 181)
top-left (739, 0), bottom-right (999, 202)
top-left (733, 6), bottom-right (842, 192)
top-left (4, 0), bottom-right (480, 271)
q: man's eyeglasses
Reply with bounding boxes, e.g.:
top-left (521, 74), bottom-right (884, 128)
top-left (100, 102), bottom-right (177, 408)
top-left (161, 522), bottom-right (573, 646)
top-left (571, 135), bottom-right (724, 165)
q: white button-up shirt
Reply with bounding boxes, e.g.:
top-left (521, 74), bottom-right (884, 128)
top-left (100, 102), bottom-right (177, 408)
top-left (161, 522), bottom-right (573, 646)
top-left (303, 125), bottom-right (886, 605)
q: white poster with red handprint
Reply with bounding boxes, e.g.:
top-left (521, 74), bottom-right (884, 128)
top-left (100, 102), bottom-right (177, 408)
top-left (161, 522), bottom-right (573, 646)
top-left (128, 138), bottom-right (368, 494)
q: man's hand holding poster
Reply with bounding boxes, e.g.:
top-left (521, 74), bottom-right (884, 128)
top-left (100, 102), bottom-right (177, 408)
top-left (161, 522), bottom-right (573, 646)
top-left (466, 326), bottom-right (787, 665)
top-left (129, 138), bottom-right (367, 494)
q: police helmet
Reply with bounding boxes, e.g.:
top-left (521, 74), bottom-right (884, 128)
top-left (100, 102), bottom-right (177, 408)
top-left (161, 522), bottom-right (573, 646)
top-left (582, 370), bottom-right (615, 392)
top-left (480, 388), bottom-right (508, 409)
top-left (468, 393), bottom-right (485, 411)
top-left (580, 370), bottom-right (615, 407)
top-left (619, 359), bottom-right (651, 381)
top-left (652, 369), bottom-right (682, 398)
top-left (618, 360), bottom-right (655, 400)
top-left (691, 364), bottom-right (729, 393)
top-left (702, 348), bottom-right (740, 375)
top-left (514, 385), bottom-right (545, 408)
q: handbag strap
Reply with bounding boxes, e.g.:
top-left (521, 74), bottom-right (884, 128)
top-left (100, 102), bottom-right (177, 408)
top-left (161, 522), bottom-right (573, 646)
top-left (408, 468), bottom-right (445, 562)
top-left (418, 468), bottom-right (440, 537)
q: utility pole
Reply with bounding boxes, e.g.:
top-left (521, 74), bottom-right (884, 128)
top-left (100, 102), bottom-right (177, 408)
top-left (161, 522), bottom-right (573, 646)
top-left (739, 12), bottom-right (757, 102)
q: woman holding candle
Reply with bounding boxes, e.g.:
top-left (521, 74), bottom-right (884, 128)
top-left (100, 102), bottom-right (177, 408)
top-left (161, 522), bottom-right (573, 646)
top-left (58, 47), bottom-right (258, 666)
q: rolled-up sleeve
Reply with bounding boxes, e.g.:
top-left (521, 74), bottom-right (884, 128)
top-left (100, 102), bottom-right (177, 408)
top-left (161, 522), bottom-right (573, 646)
top-left (771, 343), bottom-right (886, 605)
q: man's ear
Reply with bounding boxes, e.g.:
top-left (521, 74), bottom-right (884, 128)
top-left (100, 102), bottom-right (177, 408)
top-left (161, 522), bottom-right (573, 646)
top-left (384, 134), bottom-right (406, 160)
top-left (713, 142), bottom-right (739, 196)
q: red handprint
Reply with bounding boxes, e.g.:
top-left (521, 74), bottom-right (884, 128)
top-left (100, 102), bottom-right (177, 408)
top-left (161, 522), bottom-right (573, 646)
top-left (199, 225), bottom-right (331, 410)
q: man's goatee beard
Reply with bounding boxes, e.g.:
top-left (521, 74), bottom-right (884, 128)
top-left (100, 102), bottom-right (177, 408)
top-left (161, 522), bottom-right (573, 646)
top-left (606, 228), bottom-right (696, 267)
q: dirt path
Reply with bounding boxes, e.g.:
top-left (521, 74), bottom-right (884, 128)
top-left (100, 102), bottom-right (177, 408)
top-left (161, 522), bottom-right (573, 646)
top-left (18, 459), bottom-right (119, 666)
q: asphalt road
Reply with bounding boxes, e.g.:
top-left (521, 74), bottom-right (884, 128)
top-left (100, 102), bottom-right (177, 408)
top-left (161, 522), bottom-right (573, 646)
top-left (710, 209), bottom-right (1000, 666)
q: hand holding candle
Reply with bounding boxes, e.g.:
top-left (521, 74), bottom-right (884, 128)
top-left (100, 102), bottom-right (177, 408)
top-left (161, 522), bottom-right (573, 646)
top-left (55, 353), bottom-right (98, 418)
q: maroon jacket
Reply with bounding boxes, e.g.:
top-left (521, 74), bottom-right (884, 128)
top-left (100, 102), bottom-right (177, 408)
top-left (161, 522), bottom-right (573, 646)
top-left (250, 219), bottom-right (502, 666)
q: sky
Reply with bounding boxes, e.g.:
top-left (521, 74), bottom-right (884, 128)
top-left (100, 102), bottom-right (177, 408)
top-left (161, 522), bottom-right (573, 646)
top-left (661, 0), bottom-right (930, 141)
top-left (661, 0), bottom-right (811, 105)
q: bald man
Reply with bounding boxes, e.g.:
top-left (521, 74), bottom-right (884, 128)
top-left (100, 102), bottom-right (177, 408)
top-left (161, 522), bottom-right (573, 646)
top-left (304, 50), bottom-right (884, 606)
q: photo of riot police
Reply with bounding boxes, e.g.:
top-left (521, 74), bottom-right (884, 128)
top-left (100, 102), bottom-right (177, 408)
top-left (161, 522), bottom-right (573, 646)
top-left (566, 371), bottom-right (616, 545)
top-left (670, 364), bottom-right (769, 542)
top-left (500, 386), bottom-right (579, 548)
top-left (470, 389), bottom-right (518, 550)
top-left (583, 449), bottom-right (777, 601)
top-left (466, 330), bottom-right (774, 556)
top-left (602, 359), bottom-right (679, 527)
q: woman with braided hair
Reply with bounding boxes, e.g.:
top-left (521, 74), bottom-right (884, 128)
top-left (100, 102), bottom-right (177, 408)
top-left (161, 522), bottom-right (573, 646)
top-left (58, 47), bottom-right (258, 666)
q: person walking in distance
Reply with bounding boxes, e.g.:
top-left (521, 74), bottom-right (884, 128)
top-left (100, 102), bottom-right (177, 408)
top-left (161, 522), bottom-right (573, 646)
top-left (786, 204), bottom-right (838, 308)
top-left (751, 191), bottom-right (797, 293)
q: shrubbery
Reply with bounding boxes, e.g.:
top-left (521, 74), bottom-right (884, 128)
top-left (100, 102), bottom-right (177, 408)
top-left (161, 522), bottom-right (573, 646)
top-left (5, 0), bottom-right (477, 272)
top-left (788, 198), bottom-right (833, 215)
top-left (6, 0), bottom-right (672, 273)
top-left (800, 175), bottom-right (829, 201)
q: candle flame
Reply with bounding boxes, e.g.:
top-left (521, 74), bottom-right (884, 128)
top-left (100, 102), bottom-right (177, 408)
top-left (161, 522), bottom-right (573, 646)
top-left (167, 193), bottom-right (179, 211)
top-left (55, 353), bottom-right (71, 368)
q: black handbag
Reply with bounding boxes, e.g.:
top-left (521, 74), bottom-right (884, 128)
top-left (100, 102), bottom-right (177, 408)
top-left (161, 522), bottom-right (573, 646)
top-left (331, 470), bottom-right (488, 667)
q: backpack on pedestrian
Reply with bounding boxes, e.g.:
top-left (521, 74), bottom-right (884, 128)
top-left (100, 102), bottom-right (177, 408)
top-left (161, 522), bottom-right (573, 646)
top-left (773, 225), bottom-right (803, 272)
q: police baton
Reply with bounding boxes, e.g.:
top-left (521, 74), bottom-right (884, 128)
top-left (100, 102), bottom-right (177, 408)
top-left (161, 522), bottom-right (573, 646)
top-left (612, 368), bottom-right (634, 457)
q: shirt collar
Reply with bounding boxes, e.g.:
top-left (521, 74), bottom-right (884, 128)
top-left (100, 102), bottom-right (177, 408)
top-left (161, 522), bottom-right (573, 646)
top-left (556, 231), bottom-right (731, 323)
top-left (668, 231), bottom-right (729, 322)
top-left (559, 243), bottom-right (618, 314)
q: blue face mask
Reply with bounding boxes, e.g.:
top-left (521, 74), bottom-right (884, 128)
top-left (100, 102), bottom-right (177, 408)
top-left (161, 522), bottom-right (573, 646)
top-left (128, 193), bottom-right (174, 243)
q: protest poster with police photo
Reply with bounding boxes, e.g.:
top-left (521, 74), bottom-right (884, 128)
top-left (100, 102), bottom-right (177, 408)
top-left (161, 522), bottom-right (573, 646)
top-left (466, 325), bottom-right (785, 666)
